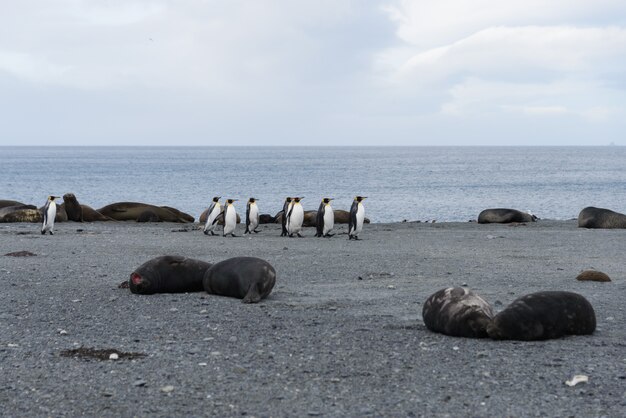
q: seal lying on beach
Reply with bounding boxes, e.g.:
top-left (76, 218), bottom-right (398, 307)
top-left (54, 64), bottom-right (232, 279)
top-left (203, 257), bottom-right (276, 303)
top-left (0, 206), bottom-right (42, 223)
top-left (0, 200), bottom-right (28, 209)
top-left (199, 208), bottom-right (241, 224)
top-left (422, 287), bottom-right (494, 338)
top-left (128, 256), bottom-right (212, 294)
top-left (477, 208), bottom-right (537, 224)
top-left (274, 209), bottom-right (370, 226)
top-left (578, 207), bottom-right (626, 229)
top-left (486, 291), bottom-right (596, 341)
top-left (98, 202), bottom-right (193, 223)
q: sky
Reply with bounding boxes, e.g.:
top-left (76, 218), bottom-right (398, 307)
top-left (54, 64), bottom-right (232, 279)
top-left (1, 0), bottom-right (625, 146)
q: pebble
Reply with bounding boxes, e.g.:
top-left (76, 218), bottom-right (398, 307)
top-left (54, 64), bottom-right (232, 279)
top-left (109, 353), bottom-right (119, 360)
top-left (58, 330), bottom-right (68, 335)
top-left (387, 285), bottom-right (396, 289)
top-left (133, 380), bottom-right (147, 387)
top-left (161, 385), bottom-right (175, 393)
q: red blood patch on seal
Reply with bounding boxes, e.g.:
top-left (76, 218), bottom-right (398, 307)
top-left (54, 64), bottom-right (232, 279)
top-left (131, 273), bottom-right (142, 285)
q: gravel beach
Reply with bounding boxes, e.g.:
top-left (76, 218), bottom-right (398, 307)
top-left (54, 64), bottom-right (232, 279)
top-left (1, 220), bottom-right (624, 417)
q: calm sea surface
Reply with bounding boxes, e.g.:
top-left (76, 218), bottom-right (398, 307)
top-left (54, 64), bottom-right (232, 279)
top-left (1, 146), bottom-right (624, 223)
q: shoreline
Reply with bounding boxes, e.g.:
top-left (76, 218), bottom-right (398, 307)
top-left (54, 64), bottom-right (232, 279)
top-left (1, 220), bottom-right (624, 416)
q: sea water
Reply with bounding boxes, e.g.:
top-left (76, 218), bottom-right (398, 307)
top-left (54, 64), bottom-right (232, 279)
top-left (1, 146), bottom-right (624, 223)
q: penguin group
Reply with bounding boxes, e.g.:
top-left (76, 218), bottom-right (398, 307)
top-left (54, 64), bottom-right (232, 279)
top-left (201, 196), bottom-right (368, 239)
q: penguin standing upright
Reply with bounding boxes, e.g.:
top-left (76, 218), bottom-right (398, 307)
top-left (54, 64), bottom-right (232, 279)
top-left (245, 198), bottom-right (260, 234)
top-left (315, 198), bottom-right (335, 237)
top-left (286, 197), bottom-right (304, 237)
top-left (222, 199), bottom-right (238, 237)
top-left (348, 196), bottom-right (367, 240)
top-left (203, 196), bottom-right (221, 236)
top-left (281, 197), bottom-right (292, 237)
top-left (41, 195), bottom-right (60, 235)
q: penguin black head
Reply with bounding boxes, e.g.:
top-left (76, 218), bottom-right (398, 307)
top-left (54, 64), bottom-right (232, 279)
top-left (248, 198), bottom-right (257, 203)
top-left (212, 196), bottom-right (221, 202)
top-left (48, 196), bottom-right (60, 201)
top-left (322, 198), bottom-right (333, 204)
top-left (285, 197), bottom-right (292, 203)
top-left (227, 199), bottom-right (237, 204)
top-left (294, 197), bottom-right (303, 203)
top-left (355, 196), bottom-right (367, 202)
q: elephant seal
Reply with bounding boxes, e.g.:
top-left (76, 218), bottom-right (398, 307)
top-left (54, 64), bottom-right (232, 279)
top-left (203, 257), bottom-right (276, 303)
top-left (129, 255), bottom-right (212, 294)
top-left (199, 208), bottom-right (241, 225)
top-left (333, 209), bottom-right (370, 224)
top-left (81, 205), bottom-right (114, 222)
top-left (477, 208), bottom-right (537, 224)
top-left (578, 207), bottom-right (626, 229)
top-left (0, 207), bottom-right (42, 223)
top-left (259, 214), bottom-right (275, 224)
top-left (576, 270), bottom-right (611, 282)
top-left (136, 210), bottom-right (160, 222)
top-left (0, 200), bottom-right (27, 209)
top-left (303, 210), bottom-right (317, 227)
top-left (161, 206), bottom-right (195, 223)
top-left (62, 193), bottom-right (83, 222)
top-left (487, 291), bottom-right (596, 341)
top-left (98, 202), bottom-right (191, 223)
top-left (422, 287), bottom-right (494, 338)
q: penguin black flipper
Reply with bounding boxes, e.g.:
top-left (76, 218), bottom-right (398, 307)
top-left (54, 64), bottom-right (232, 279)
top-left (212, 211), bottom-right (225, 226)
top-left (349, 200), bottom-right (358, 236)
top-left (245, 201), bottom-right (251, 234)
top-left (42, 201), bottom-right (50, 227)
top-left (207, 202), bottom-right (216, 218)
top-left (316, 202), bottom-right (325, 237)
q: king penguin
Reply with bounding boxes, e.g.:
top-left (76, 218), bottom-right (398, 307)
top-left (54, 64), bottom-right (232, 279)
top-left (348, 196), bottom-right (367, 240)
top-left (203, 196), bottom-right (221, 236)
top-left (41, 195), bottom-right (60, 235)
top-left (315, 198), bottom-right (335, 237)
top-left (222, 199), bottom-right (238, 237)
top-left (286, 197), bottom-right (305, 237)
top-left (245, 197), bottom-right (260, 234)
top-left (281, 197), bottom-right (292, 237)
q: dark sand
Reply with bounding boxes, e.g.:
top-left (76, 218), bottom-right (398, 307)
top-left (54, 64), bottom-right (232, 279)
top-left (1, 220), bottom-right (624, 417)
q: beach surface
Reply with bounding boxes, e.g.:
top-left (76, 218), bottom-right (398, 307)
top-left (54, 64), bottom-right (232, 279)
top-left (1, 220), bottom-right (624, 417)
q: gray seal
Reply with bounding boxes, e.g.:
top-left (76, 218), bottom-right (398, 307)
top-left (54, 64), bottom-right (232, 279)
top-left (203, 256), bottom-right (276, 303)
top-left (578, 206), bottom-right (626, 229)
top-left (98, 202), bottom-right (193, 223)
top-left (486, 291), bottom-right (596, 341)
top-left (477, 208), bottom-right (537, 224)
top-left (129, 255), bottom-right (212, 294)
top-left (422, 287), bottom-right (494, 338)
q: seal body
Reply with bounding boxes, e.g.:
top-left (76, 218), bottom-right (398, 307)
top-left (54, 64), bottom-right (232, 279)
top-left (98, 202), bottom-right (192, 223)
top-left (477, 208), bottom-right (537, 224)
top-left (348, 196), bottom-right (367, 240)
top-left (62, 193), bottom-right (83, 222)
top-left (0, 207), bottom-right (42, 223)
top-left (422, 287), bottom-right (494, 338)
top-left (487, 291), bottom-right (596, 341)
top-left (245, 198), bottom-right (260, 234)
top-left (81, 205), bottom-right (113, 221)
top-left (41, 196), bottom-right (59, 235)
top-left (578, 207), bottom-right (626, 229)
top-left (203, 197), bottom-right (221, 235)
top-left (315, 198), bottom-right (334, 237)
top-left (203, 256), bottom-right (276, 303)
top-left (129, 255), bottom-right (211, 294)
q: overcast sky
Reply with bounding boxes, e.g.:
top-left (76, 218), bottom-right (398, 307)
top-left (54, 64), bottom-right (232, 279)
top-left (1, 0), bottom-right (625, 146)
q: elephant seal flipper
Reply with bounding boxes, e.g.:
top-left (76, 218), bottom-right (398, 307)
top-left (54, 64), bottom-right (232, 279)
top-left (422, 287), bottom-right (494, 338)
top-left (487, 291), bottom-right (596, 341)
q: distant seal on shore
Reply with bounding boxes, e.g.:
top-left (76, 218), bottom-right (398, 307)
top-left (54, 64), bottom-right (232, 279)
top-left (578, 207), bottom-right (626, 229)
top-left (486, 291), bottom-right (596, 341)
top-left (62, 193), bottom-right (83, 221)
top-left (98, 202), bottom-right (192, 223)
top-left (81, 204), bottom-right (114, 222)
top-left (477, 208), bottom-right (537, 224)
top-left (422, 287), bottom-right (494, 338)
top-left (259, 214), bottom-right (275, 224)
top-left (576, 270), bottom-right (611, 282)
top-left (136, 210), bottom-right (160, 222)
top-left (0, 200), bottom-right (27, 209)
top-left (128, 255), bottom-right (212, 294)
top-left (203, 257), bottom-right (276, 303)
top-left (0, 207), bottom-right (42, 223)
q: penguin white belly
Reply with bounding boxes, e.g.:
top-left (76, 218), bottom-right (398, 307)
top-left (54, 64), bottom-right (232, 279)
top-left (42, 202), bottom-right (56, 233)
top-left (323, 205), bottom-right (334, 235)
top-left (248, 204), bottom-right (259, 231)
top-left (288, 205), bottom-right (304, 234)
top-left (353, 205), bottom-right (364, 235)
top-left (223, 207), bottom-right (237, 235)
top-left (204, 204), bottom-right (221, 232)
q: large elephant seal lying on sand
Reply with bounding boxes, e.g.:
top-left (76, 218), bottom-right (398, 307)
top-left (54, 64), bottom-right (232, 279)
top-left (487, 291), bottom-right (596, 341)
top-left (61, 193), bottom-right (113, 222)
top-left (203, 257), bottom-right (276, 303)
top-left (128, 256), bottom-right (212, 294)
top-left (98, 202), bottom-right (193, 223)
top-left (199, 208), bottom-right (241, 224)
top-left (0, 205), bottom-right (40, 223)
top-left (578, 207), bottom-right (626, 229)
top-left (422, 287), bottom-right (494, 338)
top-left (0, 200), bottom-right (28, 209)
top-left (477, 208), bottom-right (537, 224)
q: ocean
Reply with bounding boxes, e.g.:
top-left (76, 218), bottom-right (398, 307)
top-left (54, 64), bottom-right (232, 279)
top-left (1, 146), bottom-right (624, 223)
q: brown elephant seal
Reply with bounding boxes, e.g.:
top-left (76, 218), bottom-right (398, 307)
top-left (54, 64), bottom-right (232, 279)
top-left (98, 202), bottom-right (191, 223)
top-left (576, 270), bottom-right (611, 282)
top-left (422, 287), bottom-right (494, 338)
top-left (0, 207), bottom-right (42, 223)
top-left (161, 206), bottom-right (195, 222)
top-left (477, 208), bottom-right (537, 224)
top-left (199, 208), bottom-right (241, 224)
top-left (81, 205), bottom-right (114, 222)
top-left (129, 256), bottom-right (212, 294)
top-left (136, 210), bottom-right (160, 222)
top-left (62, 193), bottom-right (83, 221)
top-left (578, 207), bottom-right (626, 229)
top-left (303, 210), bottom-right (317, 227)
top-left (203, 257), bottom-right (276, 303)
top-left (259, 214), bottom-right (275, 224)
top-left (486, 291), bottom-right (596, 341)
top-left (275, 209), bottom-right (370, 225)
top-left (0, 200), bottom-right (27, 209)
top-left (333, 209), bottom-right (370, 224)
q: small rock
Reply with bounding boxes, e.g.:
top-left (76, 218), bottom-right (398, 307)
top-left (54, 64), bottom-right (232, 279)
top-left (59, 330), bottom-right (68, 335)
top-left (565, 375), bottom-right (588, 387)
top-left (109, 353), bottom-right (119, 360)
top-left (133, 380), bottom-right (147, 387)
top-left (161, 385), bottom-right (175, 393)
top-left (228, 336), bottom-right (238, 343)
top-left (198, 362), bottom-right (207, 366)
top-left (387, 285), bottom-right (396, 289)
top-left (576, 270), bottom-right (611, 282)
